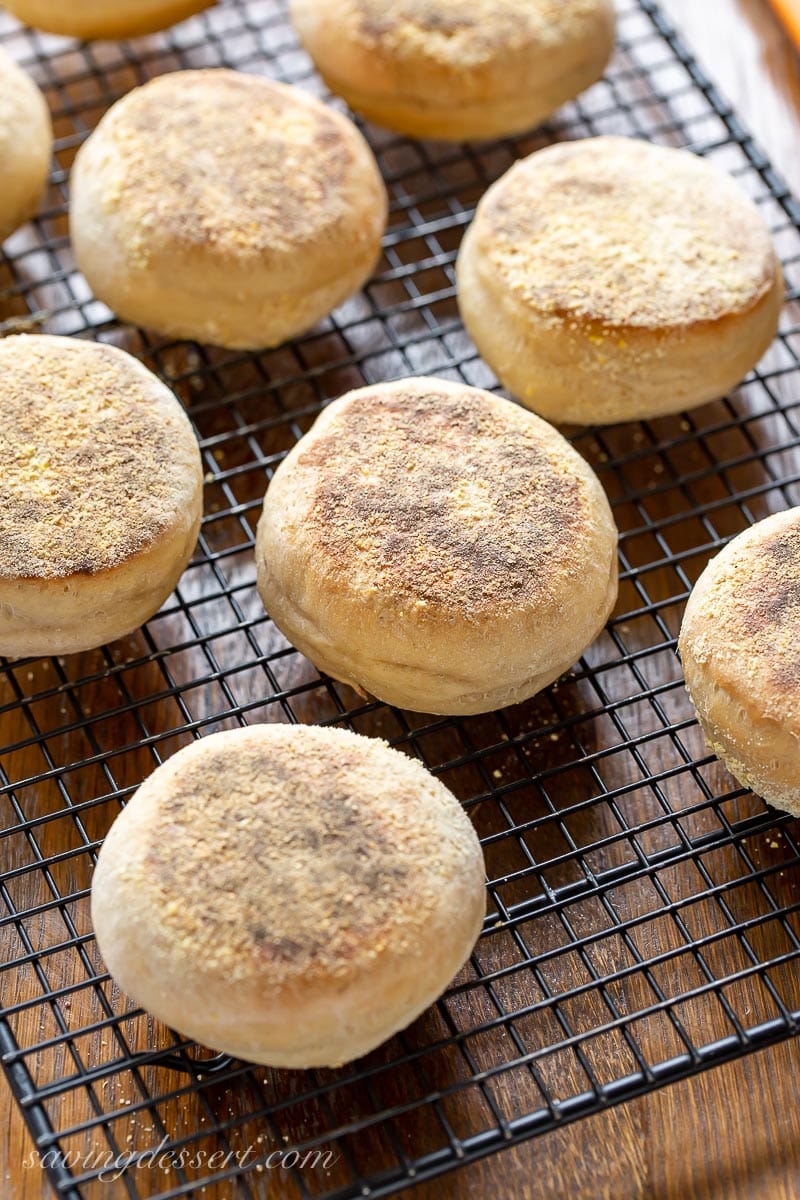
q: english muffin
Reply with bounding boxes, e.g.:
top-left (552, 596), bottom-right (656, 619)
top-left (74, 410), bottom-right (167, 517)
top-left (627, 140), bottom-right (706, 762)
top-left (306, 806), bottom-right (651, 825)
top-left (290, 0), bottom-right (615, 141)
top-left (256, 376), bottom-right (619, 715)
top-left (91, 723), bottom-right (486, 1067)
top-left (457, 136), bottom-right (784, 424)
top-left (2, 0), bottom-right (214, 39)
top-left (0, 335), bottom-right (203, 657)
top-left (0, 46), bottom-right (52, 242)
top-left (679, 507), bottom-right (800, 816)
top-left (70, 70), bottom-right (387, 349)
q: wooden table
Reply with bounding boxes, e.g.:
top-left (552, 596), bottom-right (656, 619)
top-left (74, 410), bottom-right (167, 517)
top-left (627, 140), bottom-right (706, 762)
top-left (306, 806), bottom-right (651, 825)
top-left (3, 2), bottom-right (800, 1198)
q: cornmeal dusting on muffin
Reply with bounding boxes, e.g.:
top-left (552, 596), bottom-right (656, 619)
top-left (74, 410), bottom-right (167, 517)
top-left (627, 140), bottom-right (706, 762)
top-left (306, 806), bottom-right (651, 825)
top-left (95, 71), bottom-right (359, 262)
top-left (295, 385), bottom-right (593, 613)
top-left (0, 338), bottom-right (196, 579)
top-left (137, 726), bottom-right (481, 982)
top-left (356, 0), bottom-right (604, 58)
top-left (683, 511), bottom-right (800, 728)
top-left (481, 137), bottom-right (777, 328)
top-left (0, 50), bottom-right (26, 138)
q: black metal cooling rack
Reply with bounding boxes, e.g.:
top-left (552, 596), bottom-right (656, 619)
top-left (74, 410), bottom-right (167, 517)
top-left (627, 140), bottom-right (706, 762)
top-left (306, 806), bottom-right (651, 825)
top-left (2, 1), bottom-right (800, 1197)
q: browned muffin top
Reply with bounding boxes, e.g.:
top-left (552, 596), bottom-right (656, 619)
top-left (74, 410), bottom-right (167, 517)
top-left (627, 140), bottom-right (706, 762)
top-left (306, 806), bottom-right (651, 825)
top-left (0, 335), bottom-right (199, 579)
top-left (129, 724), bottom-right (482, 982)
top-left (282, 378), bottom-right (607, 617)
top-left (680, 508), bottom-right (800, 729)
top-left (353, 0), bottom-right (608, 63)
top-left (88, 69), bottom-right (375, 263)
top-left (476, 136), bottom-right (779, 329)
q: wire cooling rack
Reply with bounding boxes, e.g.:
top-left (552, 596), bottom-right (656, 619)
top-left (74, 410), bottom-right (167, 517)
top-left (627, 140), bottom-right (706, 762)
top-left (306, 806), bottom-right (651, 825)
top-left (2, 1), bottom-right (800, 1197)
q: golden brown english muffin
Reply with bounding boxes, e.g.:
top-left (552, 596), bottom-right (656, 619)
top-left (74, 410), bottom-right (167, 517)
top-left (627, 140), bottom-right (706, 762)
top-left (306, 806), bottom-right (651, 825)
top-left (457, 136), bottom-right (784, 425)
top-left (290, 0), bottom-right (616, 141)
top-left (2, 0), bottom-right (214, 38)
top-left (0, 46), bottom-right (52, 242)
top-left (70, 70), bottom-right (387, 350)
top-left (0, 335), bottom-right (203, 658)
top-left (256, 376), bottom-right (619, 715)
top-left (91, 723), bottom-right (486, 1068)
top-left (679, 508), bottom-right (800, 817)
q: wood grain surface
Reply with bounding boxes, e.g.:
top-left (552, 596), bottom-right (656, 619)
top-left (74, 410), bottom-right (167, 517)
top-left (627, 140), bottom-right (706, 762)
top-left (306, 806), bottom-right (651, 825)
top-left (3, 2), bottom-right (800, 1199)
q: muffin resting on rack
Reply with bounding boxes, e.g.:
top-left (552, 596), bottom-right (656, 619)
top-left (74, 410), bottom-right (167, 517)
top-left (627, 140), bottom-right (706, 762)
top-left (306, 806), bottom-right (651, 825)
top-left (0, 335), bottom-right (203, 657)
top-left (0, 46), bottom-right (51, 243)
top-left (2, 0), bottom-right (215, 39)
top-left (290, 0), bottom-right (615, 140)
top-left (70, 69), bottom-right (387, 350)
top-left (457, 136), bottom-right (784, 424)
top-left (256, 376), bottom-right (619, 715)
top-left (680, 507), bottom-right (800, 817)
top-left (91, 723), bottom-right (486, 1068)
